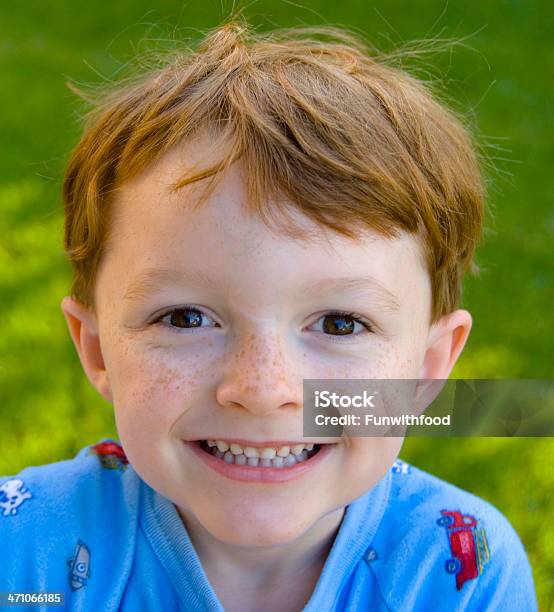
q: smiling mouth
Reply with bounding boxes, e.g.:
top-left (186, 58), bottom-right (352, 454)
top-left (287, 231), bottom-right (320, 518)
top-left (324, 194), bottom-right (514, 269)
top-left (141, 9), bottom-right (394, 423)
top-left (195, 439), bottom-right (322, 468)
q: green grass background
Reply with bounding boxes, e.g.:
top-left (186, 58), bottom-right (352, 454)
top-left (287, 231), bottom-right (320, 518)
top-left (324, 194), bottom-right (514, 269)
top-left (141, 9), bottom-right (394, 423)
top-left (0, 0), bottom-right (552, 608)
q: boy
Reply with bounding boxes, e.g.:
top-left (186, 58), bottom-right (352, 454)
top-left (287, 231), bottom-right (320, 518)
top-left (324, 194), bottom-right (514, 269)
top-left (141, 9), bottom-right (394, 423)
top-left (0, 18), bottom-right (537, 611)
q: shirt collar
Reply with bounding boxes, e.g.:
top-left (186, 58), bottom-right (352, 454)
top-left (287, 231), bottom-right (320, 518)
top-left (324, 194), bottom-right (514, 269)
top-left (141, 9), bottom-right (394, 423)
top-left (140, 468), bottom-right (392, 611)
top-left (304, 469), bottom-right (392, 609)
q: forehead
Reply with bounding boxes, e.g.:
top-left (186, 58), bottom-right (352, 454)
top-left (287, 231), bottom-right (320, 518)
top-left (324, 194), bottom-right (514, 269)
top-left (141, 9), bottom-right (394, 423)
top-left (97, 134), bottom-right (430, 312)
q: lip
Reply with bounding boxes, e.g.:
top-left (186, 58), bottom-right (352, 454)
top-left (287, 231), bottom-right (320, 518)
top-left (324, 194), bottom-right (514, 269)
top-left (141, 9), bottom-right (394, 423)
top-left (189, 438), bottom-right (326, 448)
top-left (183, 440), bottom-right (337, 483)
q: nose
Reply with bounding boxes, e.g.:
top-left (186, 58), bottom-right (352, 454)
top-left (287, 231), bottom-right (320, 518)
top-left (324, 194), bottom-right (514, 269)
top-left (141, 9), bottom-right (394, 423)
top-left (215, 331), bottom-right (303, 417)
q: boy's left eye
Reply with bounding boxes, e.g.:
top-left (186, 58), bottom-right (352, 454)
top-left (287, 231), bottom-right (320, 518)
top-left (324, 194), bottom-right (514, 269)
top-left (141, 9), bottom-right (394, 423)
top-left (308, 312), bottom-right (374, 337)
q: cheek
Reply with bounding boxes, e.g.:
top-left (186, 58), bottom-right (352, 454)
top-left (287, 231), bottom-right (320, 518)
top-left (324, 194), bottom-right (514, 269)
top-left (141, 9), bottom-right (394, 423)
top-left (347, 437), bottom-right (404, 487)
top-left (106, 340), bottom-right (210, 433)
top-left (373, 336), bottom-right (426, 378)
top-left (381, 344), bottom-right (421, 378)
top-left (106, 344), bottom-right (211, 482)
top-left (309, 340), bottom-right (422, 380)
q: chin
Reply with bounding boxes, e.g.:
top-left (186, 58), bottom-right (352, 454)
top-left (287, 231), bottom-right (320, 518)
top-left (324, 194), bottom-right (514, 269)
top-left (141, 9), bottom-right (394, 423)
top-left (202, 510), bottom-right (314, 548)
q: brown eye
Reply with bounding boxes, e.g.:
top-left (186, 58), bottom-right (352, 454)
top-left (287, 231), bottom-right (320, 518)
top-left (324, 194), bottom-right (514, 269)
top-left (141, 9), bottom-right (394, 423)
top-left (309, 311), bottom-right (374, 338)
top-left (322, 313), bottom-right (357, 335)
top-left (169, 308), bottom-right (203, 328)
top-left (154, 307), bottom-right (217, 331)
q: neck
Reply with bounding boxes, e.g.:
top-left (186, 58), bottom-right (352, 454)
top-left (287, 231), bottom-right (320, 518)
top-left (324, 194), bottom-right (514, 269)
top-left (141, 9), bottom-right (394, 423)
top-left (177, 505), bottom-right (345, 607)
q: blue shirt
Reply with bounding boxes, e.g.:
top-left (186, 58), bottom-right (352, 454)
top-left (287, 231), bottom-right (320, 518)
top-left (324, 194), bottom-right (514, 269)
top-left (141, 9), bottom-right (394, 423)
top-left (0, 438), bottom-right (537, 611)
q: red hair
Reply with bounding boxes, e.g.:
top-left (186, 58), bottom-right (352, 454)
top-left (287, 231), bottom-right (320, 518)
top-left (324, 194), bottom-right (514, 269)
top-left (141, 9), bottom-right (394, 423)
top-left (63, 17), bottom-right (486, 322)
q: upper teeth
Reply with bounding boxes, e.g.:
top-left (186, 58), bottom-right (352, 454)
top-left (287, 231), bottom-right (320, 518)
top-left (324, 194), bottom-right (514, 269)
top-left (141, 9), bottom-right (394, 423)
top-left (207, 440), bottom-right (314, 458)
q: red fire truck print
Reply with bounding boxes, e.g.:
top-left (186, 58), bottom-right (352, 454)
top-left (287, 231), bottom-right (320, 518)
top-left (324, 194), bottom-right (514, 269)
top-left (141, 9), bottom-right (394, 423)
top-left (89, 441), bottom-right (129, 471)
top-left (437, 509), bottom-right (490, 591)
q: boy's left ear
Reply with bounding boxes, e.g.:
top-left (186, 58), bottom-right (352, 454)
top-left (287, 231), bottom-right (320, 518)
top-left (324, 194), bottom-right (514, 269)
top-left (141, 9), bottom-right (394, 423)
top-left (419, 309), bottom-right (473, 380)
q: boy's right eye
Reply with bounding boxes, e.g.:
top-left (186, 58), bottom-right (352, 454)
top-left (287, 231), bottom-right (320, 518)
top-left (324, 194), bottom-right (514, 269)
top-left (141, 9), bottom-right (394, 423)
top-left (152, 307), bottom-right (218, 331)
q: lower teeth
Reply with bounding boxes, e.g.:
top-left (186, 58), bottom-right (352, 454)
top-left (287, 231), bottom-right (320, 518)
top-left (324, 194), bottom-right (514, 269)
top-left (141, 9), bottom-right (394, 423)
top-left (200, 442), bottom-right (320, 468)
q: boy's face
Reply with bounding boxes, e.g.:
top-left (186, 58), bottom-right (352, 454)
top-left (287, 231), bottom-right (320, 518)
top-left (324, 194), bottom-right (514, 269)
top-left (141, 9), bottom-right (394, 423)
top-left (62, 132), bottom-right (470, 547)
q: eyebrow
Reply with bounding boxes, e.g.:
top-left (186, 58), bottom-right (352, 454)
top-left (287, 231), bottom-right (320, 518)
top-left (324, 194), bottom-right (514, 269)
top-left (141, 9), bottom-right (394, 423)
top-left (123, 268), bottom-right (220, 303)
top-left (305, 276), bottom-right (401, 311)
top-left (123, 268), bottom-right (400, 311)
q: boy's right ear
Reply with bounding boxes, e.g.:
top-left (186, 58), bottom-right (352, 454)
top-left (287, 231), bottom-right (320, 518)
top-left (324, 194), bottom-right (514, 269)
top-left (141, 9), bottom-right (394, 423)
top-left (60, 296), bottom-right (113, 404)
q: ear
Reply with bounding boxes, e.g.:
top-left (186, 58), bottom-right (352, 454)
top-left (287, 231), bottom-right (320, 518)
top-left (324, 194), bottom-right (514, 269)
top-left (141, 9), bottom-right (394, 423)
top-left (419, 309), bottom-right (473, 380)
top-left (60, 296), bottom-right (113, 404)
